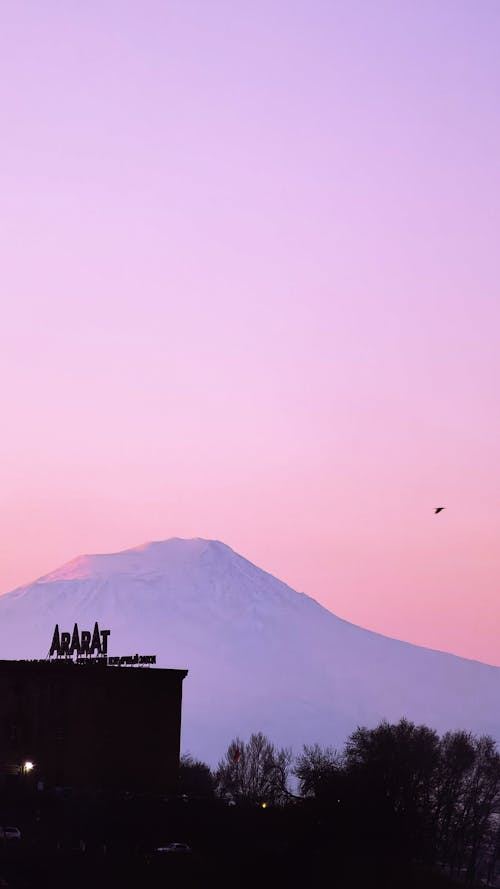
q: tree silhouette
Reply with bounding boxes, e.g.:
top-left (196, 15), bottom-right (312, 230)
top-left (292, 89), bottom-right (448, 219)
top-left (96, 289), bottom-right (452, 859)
top-left (215, 732), bottom-right (291, 805)
top-left (343, 719), bottom-right (441, 865)
top-left (179, 753), bottom-right (215, 799)
top-left (294, 743), bottom-right (341, 800)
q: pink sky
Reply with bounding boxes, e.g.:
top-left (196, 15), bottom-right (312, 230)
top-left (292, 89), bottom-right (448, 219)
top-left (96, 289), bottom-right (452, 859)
top-left (0, 2), bottom-right (499, 664)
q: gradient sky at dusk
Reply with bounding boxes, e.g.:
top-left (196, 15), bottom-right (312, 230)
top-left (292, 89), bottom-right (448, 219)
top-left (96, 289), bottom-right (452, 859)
top-left (1, 2), bottom-right (499, 664)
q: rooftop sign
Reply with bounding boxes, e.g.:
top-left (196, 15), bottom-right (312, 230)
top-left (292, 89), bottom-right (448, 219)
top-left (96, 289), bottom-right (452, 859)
top-left (48, 623), bottom-right (156, 666)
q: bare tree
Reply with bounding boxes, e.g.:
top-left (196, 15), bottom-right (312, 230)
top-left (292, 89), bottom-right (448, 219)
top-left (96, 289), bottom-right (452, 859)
top-left (215, 732), bottom-right (292, 805)
top-left (294, 743), bottom-right (341, 799)
top-left (450, 736), bottom-right (500, 883)
top-left (431, 730), bottom-right (476, 869)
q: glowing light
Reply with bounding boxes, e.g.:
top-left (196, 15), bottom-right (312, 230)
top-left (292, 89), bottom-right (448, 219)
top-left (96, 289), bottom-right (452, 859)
top-left (261, 802), bottom-right (267, 809)
top-left (23, 761), bottom-right (34, 773)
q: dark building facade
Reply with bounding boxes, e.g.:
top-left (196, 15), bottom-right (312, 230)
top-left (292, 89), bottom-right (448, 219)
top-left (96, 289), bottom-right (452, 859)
top-left (0, 659), bottom-right (187, 794)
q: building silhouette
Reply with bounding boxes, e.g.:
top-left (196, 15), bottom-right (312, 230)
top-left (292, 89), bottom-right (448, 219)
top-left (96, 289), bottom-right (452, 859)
top-left (0, 658), bottom-right (187, 794)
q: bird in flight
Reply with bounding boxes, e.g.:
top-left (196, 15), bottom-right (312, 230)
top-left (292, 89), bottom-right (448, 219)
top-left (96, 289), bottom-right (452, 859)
top-left (434, 507), bottom-right (446, 514)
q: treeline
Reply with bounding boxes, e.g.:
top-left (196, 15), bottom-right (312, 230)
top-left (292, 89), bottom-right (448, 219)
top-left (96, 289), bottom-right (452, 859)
top-left (180, 720), bottom-right (500, 885)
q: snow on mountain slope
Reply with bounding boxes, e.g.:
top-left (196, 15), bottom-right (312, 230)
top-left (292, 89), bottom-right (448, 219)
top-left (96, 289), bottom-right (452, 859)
top-left (0, 537), bottom-right (498, 765)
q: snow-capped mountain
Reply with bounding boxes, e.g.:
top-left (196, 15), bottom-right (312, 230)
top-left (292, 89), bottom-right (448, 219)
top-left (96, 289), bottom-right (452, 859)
top-left (0, 537), bottom-right (498, 765)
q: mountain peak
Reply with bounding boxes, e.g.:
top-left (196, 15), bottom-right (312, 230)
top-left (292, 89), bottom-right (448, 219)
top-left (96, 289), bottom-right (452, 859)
top-left (37, 537), bottom-right (231, 583)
